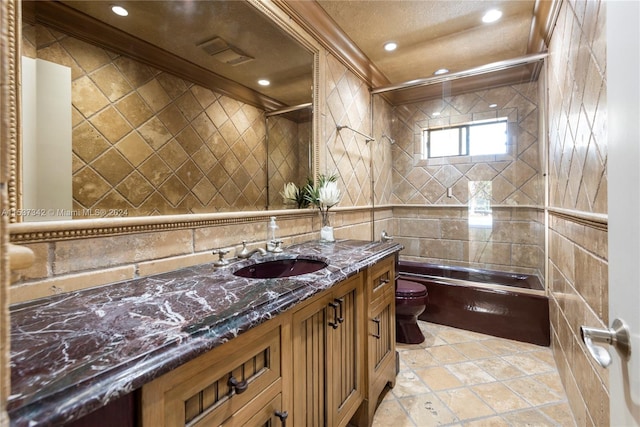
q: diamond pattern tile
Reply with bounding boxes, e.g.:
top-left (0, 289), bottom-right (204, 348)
top-left (391, 81), bottom-right (543, 206)
top-left (33, 23), bottom-right (268, 215)
top-left (325, 55), bottom-right (372, 207)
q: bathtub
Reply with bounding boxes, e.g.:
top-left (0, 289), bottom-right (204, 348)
top-left (398, 260), bottom-right (550, 346)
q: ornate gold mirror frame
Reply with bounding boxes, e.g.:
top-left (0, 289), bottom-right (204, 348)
top-left (6, 0), bottom-right (323, 244)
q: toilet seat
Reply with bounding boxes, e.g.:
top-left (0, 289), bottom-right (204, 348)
top-left (397, 279), bottom-right (427, 297)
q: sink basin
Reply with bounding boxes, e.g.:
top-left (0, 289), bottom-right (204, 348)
top-left (233, 258), bottom-right (328, 279)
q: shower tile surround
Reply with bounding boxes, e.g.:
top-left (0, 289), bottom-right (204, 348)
top-left (24, 23), bottom-right (269, 217)
top-left (388, 82), bottom-right (545, 277)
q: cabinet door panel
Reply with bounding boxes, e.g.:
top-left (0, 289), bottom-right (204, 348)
top-left (370, 292), bottom-right (394, 373)
top-left (142, 320), bottom-right (282, 427)
top-left (330, 275), bottom-right (364, 427)
top-left (291, 294), bottom-right (332, 427)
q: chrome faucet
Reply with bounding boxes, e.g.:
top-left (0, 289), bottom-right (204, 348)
top-left (381, 230), bottom-right (394, 242)
top-left (237, 241), bottom-right (267, 259)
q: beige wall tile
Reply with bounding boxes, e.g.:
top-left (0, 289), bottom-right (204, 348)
top-left (10, 265), bottom-right (136, 304)
top-left (53, 230), bottom-right (193, 274)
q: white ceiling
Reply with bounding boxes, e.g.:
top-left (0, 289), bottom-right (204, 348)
top-left (316, 0), bottom-right (537, 86)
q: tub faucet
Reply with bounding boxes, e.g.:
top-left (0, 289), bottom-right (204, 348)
top-left (237, 241), bottom-right (267, 259)
top-left (381, 230), bottom-right (394, 242)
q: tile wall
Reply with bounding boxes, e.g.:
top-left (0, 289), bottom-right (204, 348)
top-left (24, 23), bottom-right (268, 217)
top-left (267, 115), bottom-right (311, 208)
top-left (394, 206), bottom-right (544, 275)
top-left (388, 82), bottom-right (545, 276)
top-left (546, 0), bottom-right (609, 425)
top-left (324, 54), bottom-right (372, 207)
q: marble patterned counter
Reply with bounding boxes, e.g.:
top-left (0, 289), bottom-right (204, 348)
top-left (8, 239), bottom-right (402, 427)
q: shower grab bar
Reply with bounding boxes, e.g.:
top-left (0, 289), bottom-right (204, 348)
top-left (336, 125), bottom-right (375, 142)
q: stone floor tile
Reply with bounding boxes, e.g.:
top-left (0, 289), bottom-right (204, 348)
top-left (399, 393), bottom-right (459, 426)
top-left (414, 366), bottom-right (463, 391)
top-left (436, 388), bottom-right (495, 421)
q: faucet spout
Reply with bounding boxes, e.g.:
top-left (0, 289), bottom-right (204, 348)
top-left (237, 241), bottom-right (267, 259)
top-left (238, 248), bottom-right (267, 259)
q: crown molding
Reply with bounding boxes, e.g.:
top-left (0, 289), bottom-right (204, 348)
top-left (276, 0), bottom-right (390, 88)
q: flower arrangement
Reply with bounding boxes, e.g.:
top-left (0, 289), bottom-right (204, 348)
top-left (280, 178), bottom-right (312, 209)
top-left (305, 174), bottom-right (341, 242)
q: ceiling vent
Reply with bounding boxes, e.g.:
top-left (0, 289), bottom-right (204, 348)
top-left (198, 36), bottom-right (254, 66)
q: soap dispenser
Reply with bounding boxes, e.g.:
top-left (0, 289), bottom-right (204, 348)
top-left (266, 216), bottom-right (282, 252)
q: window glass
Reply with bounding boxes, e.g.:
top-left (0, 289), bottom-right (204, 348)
top-left (424, 119), bottom-right (507, 158)
top-left (428, 128), bottom-right (464, 157)
top-left (469, 121), bottom-right (507, 156)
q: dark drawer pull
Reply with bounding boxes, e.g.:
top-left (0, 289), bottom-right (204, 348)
top-left (275, 410), bottom-right (289, 426)
top-left (372, 317), bottom-right (381, 339)
top-left (228, 375), bottom-right (248, 394)
top-left (328, 302), bottom-right (340, 329)
top-left (334, 297), bottom-right (344, 323)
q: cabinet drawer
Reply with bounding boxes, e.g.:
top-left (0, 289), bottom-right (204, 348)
top-left (368, 256), bottom-right (394, 302)
top-left (220, 385), bottom-right (286, 427)
top-left (142, 320), bottom-right (282, 427)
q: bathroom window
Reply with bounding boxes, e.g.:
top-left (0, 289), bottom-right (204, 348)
top-left (424, 118), bottom-right (508, 158)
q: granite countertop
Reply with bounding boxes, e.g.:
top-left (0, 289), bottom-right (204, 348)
top-left (8, 239), bottom-right (402, 427)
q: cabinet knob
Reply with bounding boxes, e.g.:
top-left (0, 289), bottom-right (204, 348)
top-left (275, 410), bottom-right (288, 426)
top-left (227, 375), bottom-right (248, 394)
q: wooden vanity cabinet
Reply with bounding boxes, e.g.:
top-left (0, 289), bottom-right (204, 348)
top-left (139, 257), bottom-right (396, 427)
top-left (291, 273), bottom-right (364, 427)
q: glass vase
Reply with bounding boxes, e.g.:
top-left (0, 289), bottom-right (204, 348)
top-left (319, 210), bottom-right (335, 242)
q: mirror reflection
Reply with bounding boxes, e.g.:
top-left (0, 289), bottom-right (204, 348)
top-left (266, 104), bottom-right (312, 210)
top-left (20, 0), bottom-right (314, 221)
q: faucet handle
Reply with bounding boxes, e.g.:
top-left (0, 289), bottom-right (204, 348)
top-left (238, 240), bottom-right (250, 257)
top-left (267, 239), bottom-right (283, 253)
top-left (212, 248), bottom-right (230, 266)
top-left (381, 230), bottom-right (394, 242)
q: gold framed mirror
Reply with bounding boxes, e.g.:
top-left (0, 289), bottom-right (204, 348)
top-left (7, 0), bottom-right (321, 242)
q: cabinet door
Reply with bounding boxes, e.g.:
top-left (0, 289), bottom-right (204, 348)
top-left (369, 285), bottom-right (395, 392)
top-left (329, 275), bottom-right (364, 427)
top-left (291, 293), bottom-right (333, 427)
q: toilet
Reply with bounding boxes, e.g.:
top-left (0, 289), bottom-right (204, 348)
top-left (395, 279), bottom-right (428, 344)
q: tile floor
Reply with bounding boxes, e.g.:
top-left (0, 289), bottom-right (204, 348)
top-left (372, 321), bottom-right (576, 426)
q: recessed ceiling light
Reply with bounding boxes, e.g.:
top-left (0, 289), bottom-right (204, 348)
top-left (384, 42), bottom-right (398, 52)
top-left (489, 103), bottom-right (498, 108)
top-left (432, 112), bottom-right (441, 117)
top-left (111, 5), bottom-right (128, 16)
top-left (433, 68), bottom-right (449, 75)
top-left (482, 9), bottom-right (502, 23)
top-left (258, 79), bottom-right (270, 86)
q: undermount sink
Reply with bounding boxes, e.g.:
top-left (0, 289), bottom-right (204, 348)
top-left (233, 258), bottom-right (328, 279)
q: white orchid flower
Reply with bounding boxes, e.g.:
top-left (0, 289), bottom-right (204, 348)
top-left (318, 181), bottom-right (341, 208)
top-left (280, 182), bottom-right (298, 204)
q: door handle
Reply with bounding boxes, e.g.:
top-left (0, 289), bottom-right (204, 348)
top-left (580, 318), bottom-right (631, 368)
